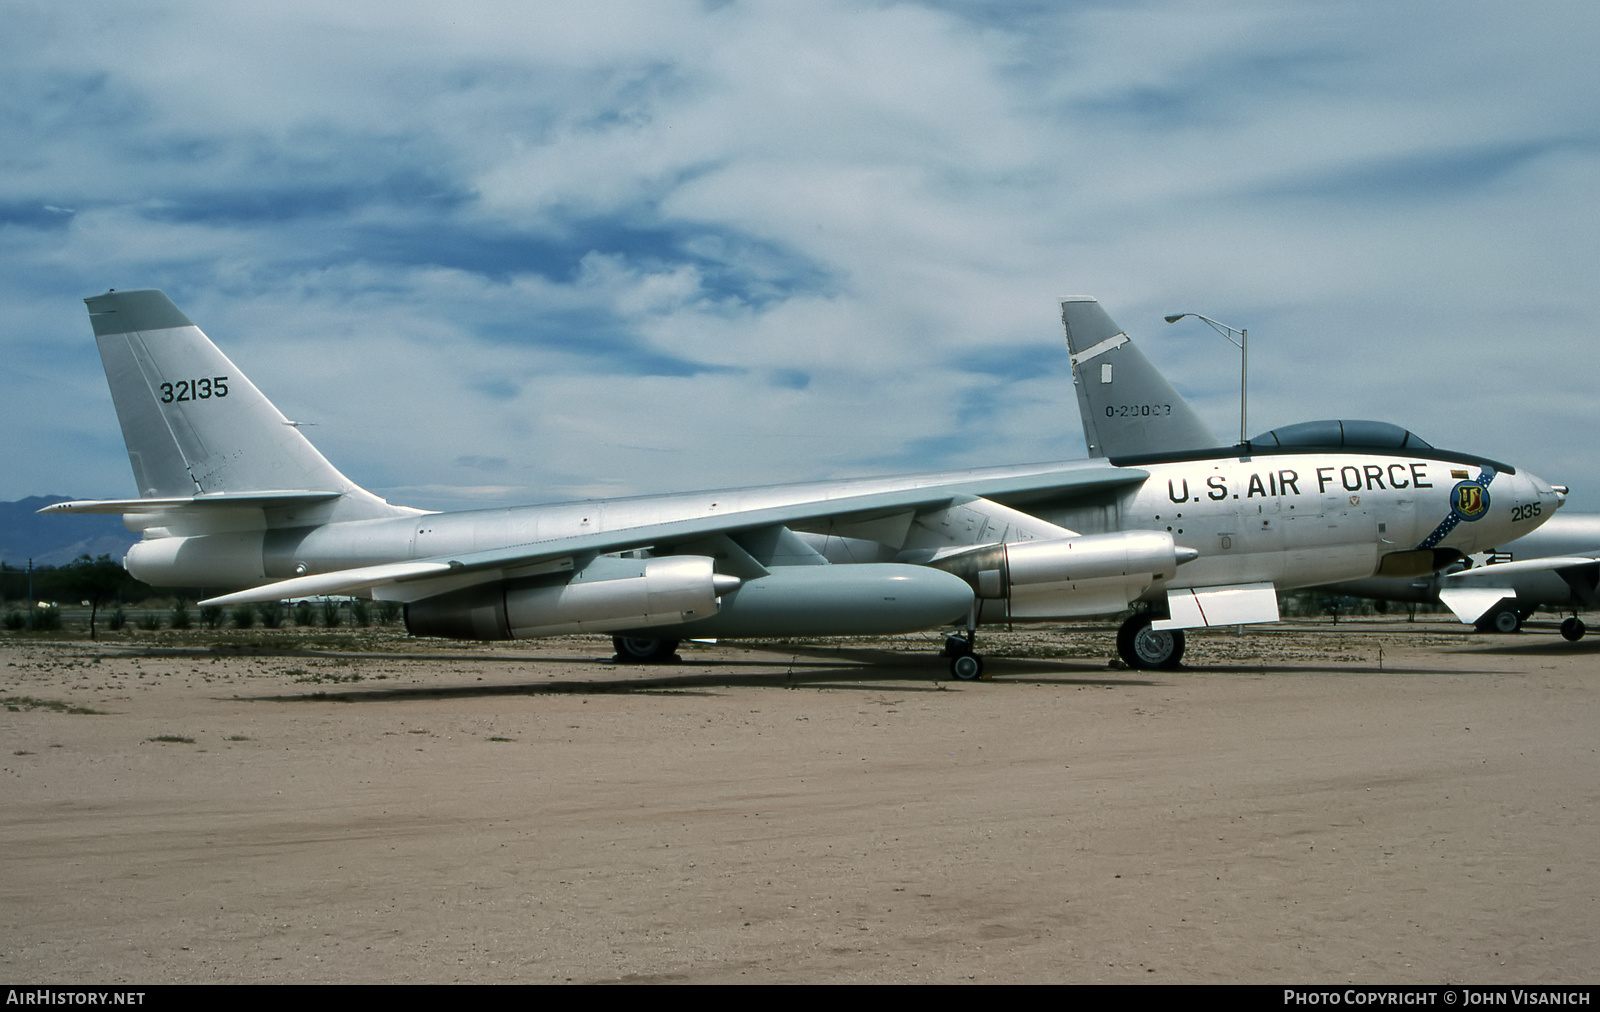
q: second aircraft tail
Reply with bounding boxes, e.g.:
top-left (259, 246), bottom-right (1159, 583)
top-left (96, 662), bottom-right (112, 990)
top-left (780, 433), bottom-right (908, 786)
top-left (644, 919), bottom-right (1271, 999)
top-left (1061, 297), bottom-right (1218, 459)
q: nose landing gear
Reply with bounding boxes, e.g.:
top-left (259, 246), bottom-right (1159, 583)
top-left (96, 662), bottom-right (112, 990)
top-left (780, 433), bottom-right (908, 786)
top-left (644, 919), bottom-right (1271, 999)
top-left (612, 635), bottom-right (681, 663)
top-left (942, 630), bottom-right (985, 680)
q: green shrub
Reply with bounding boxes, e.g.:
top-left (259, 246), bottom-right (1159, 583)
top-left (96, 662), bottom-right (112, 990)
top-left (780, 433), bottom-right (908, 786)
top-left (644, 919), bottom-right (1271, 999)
top-left (321, 599), bottom-right (341, 627)
top-left (200, 605), bottom-right (225, 629)
top-left (258, 601), bottom-right (283, 629)
top-left (350, 598), bottom-right (371, 627)
top-left (293, 600), bottom-right (314, 627)
top-left (107, 606), bottom-right (126, 631)
top-left (170, 601), bottom-right (192, 630)
top-left (232, 606), bottom-right (254, 629)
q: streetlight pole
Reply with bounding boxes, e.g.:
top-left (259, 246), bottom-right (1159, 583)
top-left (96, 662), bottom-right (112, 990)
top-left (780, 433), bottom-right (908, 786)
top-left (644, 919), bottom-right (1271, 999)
top-left (1164, 312), bottom-right (1248, 444)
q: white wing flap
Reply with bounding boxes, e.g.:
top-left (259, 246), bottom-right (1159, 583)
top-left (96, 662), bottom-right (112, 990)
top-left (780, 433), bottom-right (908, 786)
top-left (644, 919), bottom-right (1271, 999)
top-left (1154, 583), bottom-right (1280, 630)
top-left (1437, 587), bottom-right (1516, 625)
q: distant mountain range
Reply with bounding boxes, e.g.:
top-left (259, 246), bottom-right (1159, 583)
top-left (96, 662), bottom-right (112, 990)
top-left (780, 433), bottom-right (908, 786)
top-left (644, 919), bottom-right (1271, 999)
top-left (1, 497), bottom-right (139, 568)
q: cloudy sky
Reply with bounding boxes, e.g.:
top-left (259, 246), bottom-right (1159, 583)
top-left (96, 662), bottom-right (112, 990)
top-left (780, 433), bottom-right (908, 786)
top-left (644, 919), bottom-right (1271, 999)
top-left (5, 1), bottom-right (1597, 512)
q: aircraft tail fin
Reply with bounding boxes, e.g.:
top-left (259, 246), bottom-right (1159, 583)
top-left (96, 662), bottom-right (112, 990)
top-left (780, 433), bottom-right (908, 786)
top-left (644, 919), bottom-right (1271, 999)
top-left (1061, 297), bottom-right (1218, 458)
top-left (83, 289), bottom-right (414, 521)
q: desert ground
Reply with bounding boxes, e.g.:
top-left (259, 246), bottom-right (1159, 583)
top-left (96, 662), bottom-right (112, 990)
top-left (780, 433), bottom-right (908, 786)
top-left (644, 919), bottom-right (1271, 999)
top-left (2, 616), bottom-right (1597, 984)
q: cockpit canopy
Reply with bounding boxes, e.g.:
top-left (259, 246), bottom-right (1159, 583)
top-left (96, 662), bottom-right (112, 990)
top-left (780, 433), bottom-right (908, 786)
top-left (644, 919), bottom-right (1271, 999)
top-left (1249, 419), bottom-right (1434, 452)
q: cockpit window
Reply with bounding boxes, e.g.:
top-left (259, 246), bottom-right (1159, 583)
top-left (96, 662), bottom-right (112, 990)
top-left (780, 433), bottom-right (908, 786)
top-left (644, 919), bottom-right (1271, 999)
top-left (1251, 419), bottom-right (1434, 451)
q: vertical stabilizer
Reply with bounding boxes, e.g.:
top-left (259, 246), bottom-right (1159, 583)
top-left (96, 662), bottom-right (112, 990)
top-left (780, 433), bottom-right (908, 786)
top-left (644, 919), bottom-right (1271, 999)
top-left (1061, 297), bottom-right (1218, 458)
top-left (84, 289), bottom-right (413, 520)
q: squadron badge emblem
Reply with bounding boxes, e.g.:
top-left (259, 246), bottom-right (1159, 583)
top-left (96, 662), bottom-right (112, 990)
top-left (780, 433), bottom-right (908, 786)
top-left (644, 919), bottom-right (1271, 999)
top-left (1451, 480), bottom-right (1491, 522)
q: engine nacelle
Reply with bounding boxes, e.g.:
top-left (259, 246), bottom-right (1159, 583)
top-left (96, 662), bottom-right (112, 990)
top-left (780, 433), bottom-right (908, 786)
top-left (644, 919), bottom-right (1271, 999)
top-left (125, 532), bottom-right (267, 587)
top-left (406, 555), bottom-right (734, 640)
top-left (934, 530), bottom-right (1188, 619)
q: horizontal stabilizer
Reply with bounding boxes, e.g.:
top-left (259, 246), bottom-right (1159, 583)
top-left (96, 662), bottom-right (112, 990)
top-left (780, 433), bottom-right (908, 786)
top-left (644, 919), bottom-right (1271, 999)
top-left (1154, 582), bottom-right (1279, 630)
top-left (1437, 587), bottom-right (1516, 625)
top-left (39, 491), bottom-right (343, 515)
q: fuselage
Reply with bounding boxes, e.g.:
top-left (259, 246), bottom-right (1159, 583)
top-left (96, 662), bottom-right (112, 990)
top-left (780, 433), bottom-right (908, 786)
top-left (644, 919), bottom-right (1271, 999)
top-left (1089, 452), bottom-right (1555, 591)
top-left (124, 448), bottom-right (1562, 603)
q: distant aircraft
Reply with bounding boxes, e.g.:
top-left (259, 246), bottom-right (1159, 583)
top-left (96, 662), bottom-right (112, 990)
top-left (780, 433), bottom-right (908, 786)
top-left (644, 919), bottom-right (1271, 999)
top-left (43, 290), bottom-right (1564, 675)
top-left (1319, 512), bottom-right (1600, 640)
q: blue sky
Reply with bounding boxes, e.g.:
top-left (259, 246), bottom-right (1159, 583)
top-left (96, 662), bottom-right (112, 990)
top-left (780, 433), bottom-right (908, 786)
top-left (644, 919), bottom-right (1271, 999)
top-left (4, 1), bottom-right (1597, 511)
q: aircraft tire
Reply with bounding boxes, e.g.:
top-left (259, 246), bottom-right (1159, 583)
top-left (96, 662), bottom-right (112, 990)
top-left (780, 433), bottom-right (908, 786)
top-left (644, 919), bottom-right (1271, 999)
top-left (949, 652), bottom-right (985, 681)
top-left (612, 635), bottom-right (681, 664)
top-left (1117, 615), bottom-right (1185, 670)
top-left (1479, 607), bottom-right (1522, 635)
top-left (942, 634), bottom-right (973, 658)
top-left (1561, 617), bottom-right (1586, 642)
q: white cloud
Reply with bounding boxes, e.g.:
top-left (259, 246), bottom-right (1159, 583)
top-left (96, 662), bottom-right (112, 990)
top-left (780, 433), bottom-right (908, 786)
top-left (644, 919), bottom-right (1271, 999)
top-left (3, 0), bottom-right (1598, 511)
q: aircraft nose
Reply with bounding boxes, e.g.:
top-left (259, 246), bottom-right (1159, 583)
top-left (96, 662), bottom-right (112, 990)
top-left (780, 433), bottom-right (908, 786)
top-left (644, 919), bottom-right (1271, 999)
top-left (1512, 469), bottom-right (1564, 520)
top-left (1526, 470), bottom-right (1565, 510)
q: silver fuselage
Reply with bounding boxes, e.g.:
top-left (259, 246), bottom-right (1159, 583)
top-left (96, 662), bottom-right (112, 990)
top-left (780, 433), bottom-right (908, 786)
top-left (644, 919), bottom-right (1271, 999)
top-left (125, 450), bottom-right (1560, 602)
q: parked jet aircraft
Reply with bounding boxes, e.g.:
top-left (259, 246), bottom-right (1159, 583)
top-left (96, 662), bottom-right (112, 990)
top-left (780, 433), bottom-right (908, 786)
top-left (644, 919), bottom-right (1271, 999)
top-left (1321, 512), bottom-right (1600, 640)
top-left (43, 290), bottom-right (1564, 674)
top-left (1060, 297), bottom-right (1593, 643)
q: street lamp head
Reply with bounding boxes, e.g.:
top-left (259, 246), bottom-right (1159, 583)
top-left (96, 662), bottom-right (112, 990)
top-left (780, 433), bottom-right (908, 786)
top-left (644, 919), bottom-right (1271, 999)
top-left (1162, 309), bottom-right (1248, 443)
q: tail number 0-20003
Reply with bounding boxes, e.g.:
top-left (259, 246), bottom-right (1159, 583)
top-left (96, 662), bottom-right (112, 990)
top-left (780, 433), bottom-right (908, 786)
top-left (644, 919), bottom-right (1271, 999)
top-left (160, 376), bottom-right (229, 403)
top-left (1105, 404), bottom-right (1172, 417)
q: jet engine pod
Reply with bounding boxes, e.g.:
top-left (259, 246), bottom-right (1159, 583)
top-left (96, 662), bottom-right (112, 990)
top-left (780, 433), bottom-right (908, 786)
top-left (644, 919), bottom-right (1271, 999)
top-left (935, 530), bottom-right (1187, 619)
top-left (405, 554), bottom-right (732, 640)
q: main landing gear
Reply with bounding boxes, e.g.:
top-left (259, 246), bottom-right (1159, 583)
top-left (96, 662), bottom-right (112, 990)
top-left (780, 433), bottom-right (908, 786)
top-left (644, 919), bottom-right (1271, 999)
top-left (1476, 605), bottom-right (1524, 635)
top-left (1561, 616), bottom-right (1587, 642)
top-left (612, 635), bottom-right (681, 664)
top-left (1116, 613), bottom-right (1186, 670)
top-left (942, 631), bottom-right (985, 681)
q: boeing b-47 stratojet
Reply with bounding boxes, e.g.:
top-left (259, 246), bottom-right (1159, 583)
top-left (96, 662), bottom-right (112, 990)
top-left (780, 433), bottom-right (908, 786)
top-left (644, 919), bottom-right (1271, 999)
top-left (44, 290), bottom-right (1564, 675)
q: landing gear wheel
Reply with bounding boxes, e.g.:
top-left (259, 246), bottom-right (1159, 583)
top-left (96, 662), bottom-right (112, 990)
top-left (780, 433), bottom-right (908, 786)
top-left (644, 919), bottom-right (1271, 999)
top-left (1479, 606), bottom-right (1522, 634)
top-left (1117, 615), bottom-right (1186, 670)
top-left (949, 652), bottom-right (985, 681)
top-left (612, 635), bottom-right (681, 664)
top-left (942, 633), bottom-right (974, 657)
top-left (1561, 617), bottom-right (1587, 642)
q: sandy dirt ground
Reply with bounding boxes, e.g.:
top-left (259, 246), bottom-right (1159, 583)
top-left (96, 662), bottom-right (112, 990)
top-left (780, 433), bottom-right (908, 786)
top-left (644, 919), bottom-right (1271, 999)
top-left (1, 617), bottom-right (1597, 984)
